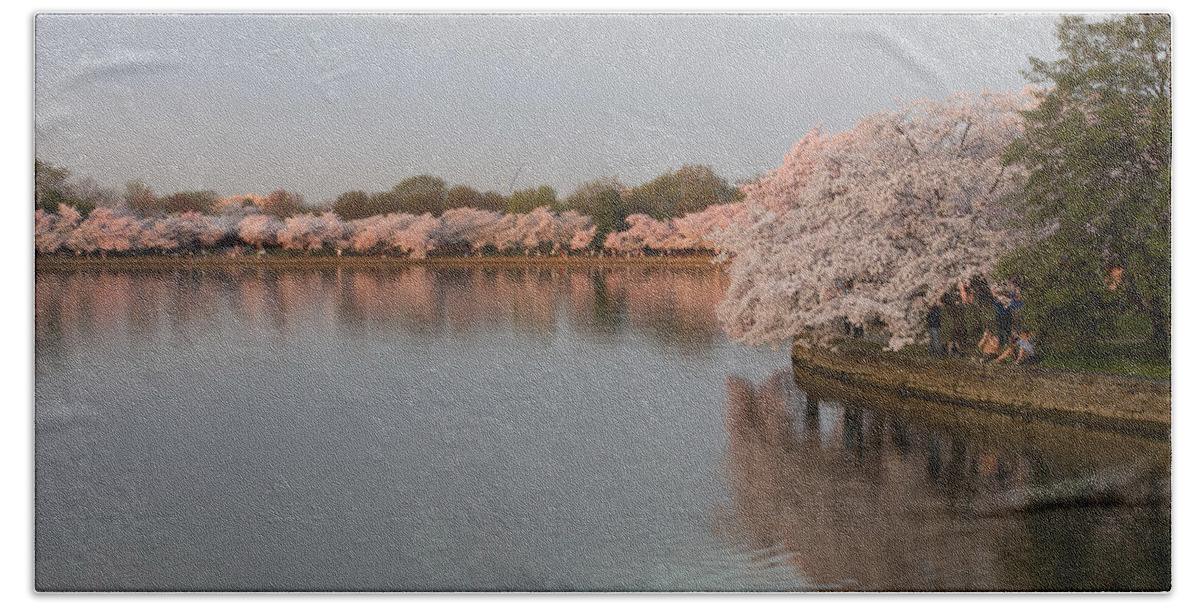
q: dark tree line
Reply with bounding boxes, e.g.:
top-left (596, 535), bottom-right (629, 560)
top-left (1000, 14), bottom-right (1171, 355)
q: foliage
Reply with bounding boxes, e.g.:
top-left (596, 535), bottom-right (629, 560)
top-left (331, 190), bottom-right (374, 220)
top-left (564, 177), bottom-right (629, 248)
top-left (507, 185), bottom-right (558, 215)
top-left (1002, 14), bottom-right (1171, 353)
top-left (35, 159), bottom-right (113, 215)
top-left (623, 165), bottom-right (742, 219)
top-left (124, 180), bottom-right (159, 215)
top-left (161, 190), bottom-right (219, 214)
top-left (391, 174), bottom-right (448, 216)
top-left (34, 165), bottom-right (751, 258)
top-left (260, 189), bottom-right (301, 218)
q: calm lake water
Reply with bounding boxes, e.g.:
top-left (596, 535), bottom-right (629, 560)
top-left (34, 263), bottom-right (1170, 591)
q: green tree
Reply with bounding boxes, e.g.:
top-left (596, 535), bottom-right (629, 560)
top-left (445, 184), bottom-right (484, 210)
top-left (35, 159), bottom-right (70, 211)
top-left (564, 177), bottom-right (628, 248)
top-left (260, 189), bottom-right (301, 218)
top-left (507, 185), bottom-right (558, 214)
top-left (1002, 14), bottom-right (1170, 354)
top-left (35, 160), bottom-right (98, 215)
top-left (124, 180), bottom-right (160, 216)
top-left (162, 190), bottom-right (219, 214)
top-left (624, 165), bottom-right (741, 219)
top-left (392, 175), bottom-right (448, 215)
top-left (332, 190), bottom-right (374, 220)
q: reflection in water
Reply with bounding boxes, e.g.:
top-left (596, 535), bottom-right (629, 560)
top-left (721, 369), bottom-right (1170, 591)
top-left (35, 264), bottom-right (1169, 591)
top-left (36, 263), bottom-right (775, 591)
top-left (35, 265), bottom-right (727, 358)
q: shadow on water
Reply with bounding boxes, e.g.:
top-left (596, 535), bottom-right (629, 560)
top-left (719, 368), bottom-right (1170, 591)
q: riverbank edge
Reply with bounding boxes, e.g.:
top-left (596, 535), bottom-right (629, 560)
top-left (34, 255), bottom-right (724, 271)
top-left (791, 341), bottom-right (1171, 439)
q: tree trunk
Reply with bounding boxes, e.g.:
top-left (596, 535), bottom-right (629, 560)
top-left (1149, 310), bottom-right (1170, 358)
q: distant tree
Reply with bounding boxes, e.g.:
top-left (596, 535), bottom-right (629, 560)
top-left (238, 214), bottom-right (284, 249)
top-left (478, 190), bottom-right (509, 213)
top-left (507, 185), bottom-right (558, 215)
top-left (216, 194), bottom-right (262, 216)
top-left (565, 177), bottom-right (628, 249)
top-left (260, 189), bottom-right (301, 218)
top-left (604, 213), bottom-right (673, 253)
top-left (34, 159), bottom-right (71, 212)
top-left (68, 177), bottom-right (120, 209)
top-left (35, 160), bottom-right (107, 215)
top-left (392, 175), bottom-right (448, 215)
top-left (124, 180), bottom-right (160, 216)
top-left (34, 205), bottom-right (82, 253)
top-left (71, 207), bottom-right (143, 253)
top-left (445, 185), bottom-right (484, 210)
top-left (1001, 14), bottom-right (1171, 353)
top-left (625, 165), bottom-right (741, 219)
top-left (436, 207), bottom-right (503, 250)
top-left (277, 213), bottom-right (347, 252)
top-left (559, 210), bottom-right (597, 251)
top-left (332, 190), bottom-right (375, 220)
top-left (162, 190), bottom-right (219, 214)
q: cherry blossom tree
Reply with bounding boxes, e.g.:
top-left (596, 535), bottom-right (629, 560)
top-left (392, 213), bottom-right (441, 258)
top-left (278, 213), bottom-right (346, 252)
top-left (195, 214), bottom-right (238, 247)
top-left (717, 91), bottom-right (1032, 350)
top-left (559, 210), bottom-right (596, 251)
top-left (665, 202), bottom-right (749, 252)
top-left (604, 213), bottom-right (674, 253)
top-left (34, 206), bottom-right (81, 253)
top-left (215, 194), bottom-right (263, 216)
top-left (140, 214), bottom-right (187, 252)
top-left (347, 213), bottom-right (407, 253)
top-left (346, 212), bottom-right (441, 257)
top-left (511, 206), bottom-right (562, 251)
top-left (435, 207), bottom-right (503, 252)
top-left (238, 214), bottom-right (285, 250)
top-left (67, 207), bottom-right (144, 253)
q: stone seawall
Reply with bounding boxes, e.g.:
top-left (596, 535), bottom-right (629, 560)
top-left (791, 342), bottom-right (1171, 439)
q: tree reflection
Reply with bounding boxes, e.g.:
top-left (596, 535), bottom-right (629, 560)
top-left (36, 265), bottom-right (729, 356)
top-left (720, 369), bottom-right (1170, 591)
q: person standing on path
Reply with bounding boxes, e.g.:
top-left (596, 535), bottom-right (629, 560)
top-left (926, 302), bottom-right (944, 357)
top-left (945, 291), bottom-right (967, 358)
top-left (991, 284), bottom-right (1022, 345)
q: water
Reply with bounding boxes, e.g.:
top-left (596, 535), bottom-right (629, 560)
top-left (34, 263), bottom-right (1169, 591)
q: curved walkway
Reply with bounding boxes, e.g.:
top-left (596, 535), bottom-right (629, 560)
top-left (791, 342), bottom-right (1170, 440)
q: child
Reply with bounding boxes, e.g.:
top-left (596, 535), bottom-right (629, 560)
top-left (977, 330), bottom-right (1002, 363)
top-left (1015, 331), bottom-right (1040, 365)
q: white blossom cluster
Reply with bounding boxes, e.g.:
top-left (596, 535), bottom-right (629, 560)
top-left (602, 202), bottom-right (748, 253)
top-left (36, 197), bottom-right (757, 258)
top-left (716, 91), bottom-right (1034, 350)
top-left (34, 205), bottom-right (601, 258)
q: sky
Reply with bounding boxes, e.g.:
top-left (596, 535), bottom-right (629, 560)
top-left (33, 13), bottom-right (1065, 202)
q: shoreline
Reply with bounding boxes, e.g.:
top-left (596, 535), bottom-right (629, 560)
top-left (791, 341), bottom-right (1170, 440)
top-left (34, 254), bottom-right (725, 271)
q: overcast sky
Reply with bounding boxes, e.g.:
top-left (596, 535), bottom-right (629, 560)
top-left (34, 13), bottom-right (1064, 202)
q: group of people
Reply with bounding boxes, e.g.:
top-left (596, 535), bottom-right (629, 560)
top-left (925, 280), bottom-right (1041, 366)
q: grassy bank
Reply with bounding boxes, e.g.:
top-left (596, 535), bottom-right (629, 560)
top-left (893, 340), bottom-right (1169, 381)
